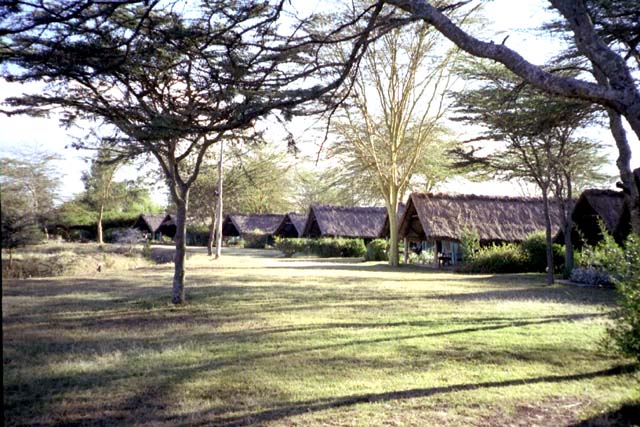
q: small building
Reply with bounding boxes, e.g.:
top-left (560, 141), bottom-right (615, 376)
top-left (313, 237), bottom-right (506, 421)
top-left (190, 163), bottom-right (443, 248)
top-left (157, 214), bottom-right (176, 240)
top-left (302, 205), bottom-right (387, 242)
top-left (555, 189), bottom-right (630, 247)
top-left (273, 212), bottom-right (308, 238)
top-left (132, 214), bottom-right (173, 240)
top-left (398, 193), bottom-right (561, 266)
top-left (379, 203), bottom-right (406, 238)
top-left (221, 213), bottom-right (284, 240)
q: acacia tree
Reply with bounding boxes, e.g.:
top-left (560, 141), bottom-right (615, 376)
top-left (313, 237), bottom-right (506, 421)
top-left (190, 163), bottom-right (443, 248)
top-left (81, 145), bottom-right (125, 245)
top-left (380, 0), bottom-right (640, 234)
top-left (452, 61), bottom-right (607, 284)
top-left (1, 1), bottom-right (391, 304)
top-left (331, 17), bottom-right (460, 266)
top-left (0, 150), bottom-right (61, 238)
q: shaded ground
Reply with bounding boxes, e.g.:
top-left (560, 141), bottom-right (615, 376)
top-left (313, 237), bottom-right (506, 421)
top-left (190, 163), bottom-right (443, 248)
top-left (3, 247), bottom-right (639, 426)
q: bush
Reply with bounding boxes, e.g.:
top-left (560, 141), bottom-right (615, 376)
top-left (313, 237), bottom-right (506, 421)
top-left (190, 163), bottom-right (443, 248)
top-left (520, 232), bottom-right (565, 273)
top-left (408, 249), bottom-right (435, 265)
top-left (460, 226), bottom-right (480, 262)
top-left (365, 239), bottom-right (388, 261)
top-left (275, 237), bottom-right (365, 258)
top-left (275, 237), bottom-right (307, 257)
top-left (243, 233), bottom-right (272, 249)
top-left (458, 243), bottom-right (528, 273)
top-left (569, 266), bottom-right (614, 286)
top-left (605, 233), bottom-right (640, 361)
top-left (186, 225), bottom-right (209, 246)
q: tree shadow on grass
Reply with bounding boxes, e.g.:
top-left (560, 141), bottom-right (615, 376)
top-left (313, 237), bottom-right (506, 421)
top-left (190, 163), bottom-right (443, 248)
top-left (569, 403), bottom-right (640, 427)
top-left (181, 364), bottom-right (638, 427)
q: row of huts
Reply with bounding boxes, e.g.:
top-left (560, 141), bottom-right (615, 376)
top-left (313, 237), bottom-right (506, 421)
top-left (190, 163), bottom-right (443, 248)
top-left (133, 184), bottom-right (635, 265)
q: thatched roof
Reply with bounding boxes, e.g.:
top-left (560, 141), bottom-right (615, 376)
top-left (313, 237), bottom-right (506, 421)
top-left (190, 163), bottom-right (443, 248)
top-left (399, 193), bottom-right (561, 243)
top-left (222, 213), bottom-right (284, 237)
top-left (555, 189), bottom-right (629, 247)
top-left (157, 214), bottom-right (176, 238)
top-left (302, 205), bottom-right (387, 239)
top-left (379, 203), bottom-right (406, 238)
top-left (274, 212), bottom-right (308, 238)
top-left (132, 214), bottom-right (171, 233)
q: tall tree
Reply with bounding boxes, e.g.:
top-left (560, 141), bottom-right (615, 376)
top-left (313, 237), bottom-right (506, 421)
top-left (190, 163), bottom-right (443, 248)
top-left (2, 1), bottom-right (388, 304)
top-left (81, 145), bottom-right (124, 244)
top-left (452, 60), bottom-right (606, 284)
top-left (0, 150), bottom-right (61, 238)
top-left (380, 0), bottom-right (640, 234)
top-left (331, 16), bottom-right (460, 266)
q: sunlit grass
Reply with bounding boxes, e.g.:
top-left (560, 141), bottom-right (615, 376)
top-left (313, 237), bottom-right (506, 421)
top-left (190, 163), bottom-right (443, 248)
top-left (3, 246), bottom-right (639, 426)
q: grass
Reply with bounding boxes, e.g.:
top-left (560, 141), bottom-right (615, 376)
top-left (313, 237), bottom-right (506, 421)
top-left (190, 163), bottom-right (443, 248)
top-left (3, 244), bottom-right (639, 426)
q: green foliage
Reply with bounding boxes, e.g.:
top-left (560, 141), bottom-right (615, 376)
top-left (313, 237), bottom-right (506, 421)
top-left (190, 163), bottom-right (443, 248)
top-left (460, 226), bottom-right (480, 262)
top-left (520, 232), bottom-right (564, 273)
top-left (275, 237), bottom-right (306, 257)
top-left (0, 151), bottom-right (61, 232)
top-left (242, 233), bottom-right (273, 249)
top-left (275, 237), bottom-right (366, 258)
top-left (459, 243), bottom-right (528, 273)
top-left (1, 210), bottom-right (45, 250)
top-left (606, 234), bottom-right (640, 361)
top-left (408, 249), bottom-right (435, 265)
top-left (365, 239), bottom-right (389, 261)
top-left (186, 224), bottom-right (210, 247)
top-left (571, 225), bottom-right (624, 286)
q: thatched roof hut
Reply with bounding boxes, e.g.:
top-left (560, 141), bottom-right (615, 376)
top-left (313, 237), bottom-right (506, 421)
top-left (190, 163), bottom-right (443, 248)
top-left (157, 214), bottom-right (176, 239)
top-left (222, 213), bottom-right (284, 237)
top-left (273, 212), bottom-right (307, 238)
top-left (302, 205), bottom-right (387, 240)
top-left (379, 203), bottom-right (406, 238)
top-left (132, 214), bottom-right (171, 234)
top-left (555, 189), bottom-right (629, 247)
top-left (399, 193), bottom-right (561, 244)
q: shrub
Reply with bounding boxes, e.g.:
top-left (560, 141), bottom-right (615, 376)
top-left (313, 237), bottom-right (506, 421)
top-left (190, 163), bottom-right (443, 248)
top-left (408, 249), bottom-right (435, 265)
top-left (605, 234), bottom-right (640, 361)
top-left (243, 233), bottom-right (271, 249)
top-left (365, 239), bottom-right (388, 261)
top-left (275, 237), bottom-right (365, 258)
top-left (459, 243), bottom-right (527, 273)
top-left (460, 226), bottom-right (480, 262)
top-left (520, 232), bottom-right (565, 273)
top-left (275, 237), bottom-right (305, 257)
top-left (569, 266), bottom-right (614, 286)
top-left (341, 238), bottom-right (366, 258)
top-left (186, 225), bottom-right (209, 246)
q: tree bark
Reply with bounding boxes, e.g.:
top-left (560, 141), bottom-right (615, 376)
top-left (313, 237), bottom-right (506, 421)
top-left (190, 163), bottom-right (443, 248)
top-left (214, 142), bottom-right (224, 259)
top-left (97, 203), bottom-right (104, 245)
top-left (207, 213), bottom-right (215, 256)
top-left (542, 188), bottom-right (555, 285)
top-left (388, 205), bottom-right (399, 267)
top-left (563, 176), bottom-right (574, 277)
top-left (172, 191), bottom-right (189, 304)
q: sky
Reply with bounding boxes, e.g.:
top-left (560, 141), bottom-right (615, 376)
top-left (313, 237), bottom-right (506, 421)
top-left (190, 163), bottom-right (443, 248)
top-left (1, 0), bottom-right (637, 206)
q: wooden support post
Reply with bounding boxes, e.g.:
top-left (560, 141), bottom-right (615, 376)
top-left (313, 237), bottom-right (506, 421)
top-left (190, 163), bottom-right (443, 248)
top-left (434, 239), bottom-right (439, 268)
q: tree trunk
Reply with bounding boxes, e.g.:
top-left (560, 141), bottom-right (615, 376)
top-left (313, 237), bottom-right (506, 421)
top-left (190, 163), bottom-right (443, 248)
top-left (207, 212), bottom-right (215, 257)
top-left (592, 67), bottom-right (640, 235)
top-left (172, 192), bottom-right (189, 304)
top-left (542, 189), bottom-right (555, 285)
top-left (563, 177), bottom-right (574, 277)
top-left (387, 187), bottom-right (400, 267)
top-left (97, 204), bottom-right (104, 245)
top-left (214, 142), bottom-right (224, 259)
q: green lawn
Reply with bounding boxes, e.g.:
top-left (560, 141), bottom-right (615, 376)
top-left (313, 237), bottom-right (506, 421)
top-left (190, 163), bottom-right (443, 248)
top-left (3, 246), bottom-right (639, 426)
